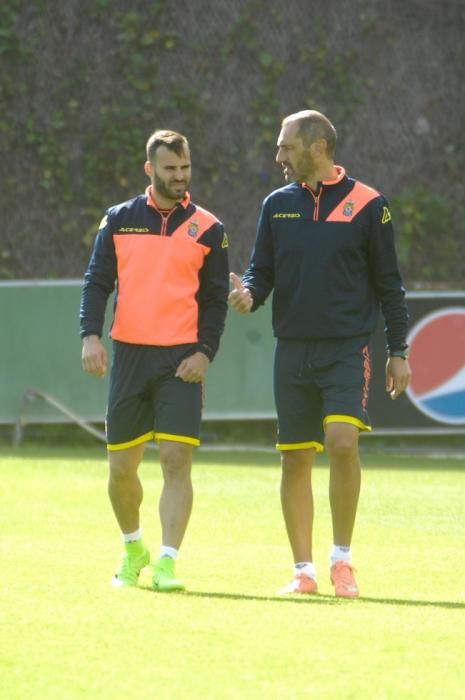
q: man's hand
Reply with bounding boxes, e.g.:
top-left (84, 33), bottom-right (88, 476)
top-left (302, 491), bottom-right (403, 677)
top-left (385, 356), bottom-right (412, 400)
top-left (176, 351), bottom-right (210, 383)
top-left (82, 335), bottom-right (107, 378)
top-left (228, 272), bottom-right (253, 313)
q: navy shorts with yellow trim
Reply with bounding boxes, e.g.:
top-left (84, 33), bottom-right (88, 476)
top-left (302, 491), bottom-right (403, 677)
top-left (106, 341), bottom-right (202, 451)
top-left (274, 337), bottom-right (372, 453)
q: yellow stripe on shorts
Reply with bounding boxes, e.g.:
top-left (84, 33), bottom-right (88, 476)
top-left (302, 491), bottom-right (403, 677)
top-left (155, 432), bottom-right (200, 447)
top-left (276, 440), bottom-right (324, 453)
top-left (107, 431), bottom-right (155, 451)
top-left (323, 415), bottom-right (372, 432)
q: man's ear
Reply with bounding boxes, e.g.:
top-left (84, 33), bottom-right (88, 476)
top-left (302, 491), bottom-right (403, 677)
top-left (144, 160), bottom-right (153, 177)
top-left (310, 139), bottom-right (327, 159)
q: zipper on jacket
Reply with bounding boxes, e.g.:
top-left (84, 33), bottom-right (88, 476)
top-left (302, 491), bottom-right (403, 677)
top-left (309, 186), bottom-right (323, 221)
top-left (312, 190), bottom-right (321, 221)
top-left (160, 207), bottom-right (176, 236)
top-left (303, 184), bottom-right (322, 221)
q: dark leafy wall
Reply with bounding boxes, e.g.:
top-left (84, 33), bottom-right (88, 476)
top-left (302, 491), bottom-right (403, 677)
top-left (1, 0), bottom-right (464, 286)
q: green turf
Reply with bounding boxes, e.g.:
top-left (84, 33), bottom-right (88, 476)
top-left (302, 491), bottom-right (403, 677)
top-left (1, 446), bottom-right (464, 699)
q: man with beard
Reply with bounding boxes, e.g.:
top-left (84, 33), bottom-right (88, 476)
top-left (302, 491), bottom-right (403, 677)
top-left (229, 110), bottom-right (410, 598)
top-left (80, 130), bottom-right (229, 591)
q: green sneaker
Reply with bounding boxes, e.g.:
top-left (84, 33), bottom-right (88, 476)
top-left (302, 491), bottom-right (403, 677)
top-left (152, 556), bottom-right (185, 592)
top-left (112, 541), bottom-right (150, 588)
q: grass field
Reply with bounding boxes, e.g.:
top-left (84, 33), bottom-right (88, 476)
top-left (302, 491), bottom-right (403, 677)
top-left (1, 445), bottom-right (464, 699)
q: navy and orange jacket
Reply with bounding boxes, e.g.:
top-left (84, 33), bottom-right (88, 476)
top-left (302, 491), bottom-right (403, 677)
top-left (242, 166), bottom-right (408, 351)
top-left (80, 186), bottom-right (229, 360)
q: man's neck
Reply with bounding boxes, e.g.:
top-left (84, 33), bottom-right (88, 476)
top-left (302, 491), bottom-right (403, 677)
top-left (148, 185), bottom-right (181, 211)
top-left (151, 194), bottom-right (178, 211)
top-left (303, 163), bottom-right (337, 192)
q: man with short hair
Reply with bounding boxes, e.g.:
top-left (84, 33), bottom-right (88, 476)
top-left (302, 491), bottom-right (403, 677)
top-left (229, 110), bottom-right (411, 598)
top-left (81, 129), bottom-right (229, 591)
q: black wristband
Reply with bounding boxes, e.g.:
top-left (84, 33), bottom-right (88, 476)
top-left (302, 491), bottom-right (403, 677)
top-left (389, 348), bottom-right (409, 359)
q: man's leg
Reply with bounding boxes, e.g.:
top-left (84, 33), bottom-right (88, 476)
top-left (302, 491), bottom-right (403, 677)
top-left (153, 439), bottom-right (193, 592)
top-left (279, 447), bottom-right (319, 594)
top-left (280, 447), bottom-right (316, 563)
top-left (108, 443), bottom-right (151, 587)
top-left (325, 422), bottom-right (361, 597)
top-left (108, 443), bottom-right (145, 533)
top-left (325, 423), bottom-right (361, 546)
top-left (158, 440), bottom-right (193, 549)
top-left (273, 339), bottom-right (323, 594)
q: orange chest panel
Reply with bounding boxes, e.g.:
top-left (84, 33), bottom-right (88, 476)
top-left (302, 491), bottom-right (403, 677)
top-left (114, 232), bottom-right (209, 282)
top-left (111, 233), bottom-right (210, 346)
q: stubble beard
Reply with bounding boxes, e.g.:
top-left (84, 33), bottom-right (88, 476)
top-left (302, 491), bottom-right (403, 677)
top-left (154, 173), bottom-right (190, 202)
top-left (287, 151), bottom-right (317, 184)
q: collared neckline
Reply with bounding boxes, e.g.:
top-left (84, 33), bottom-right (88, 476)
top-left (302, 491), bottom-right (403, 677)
top-left (300, 165), bottom-right (346, 191)
top-left (145, 185), bottom-right (191, 212)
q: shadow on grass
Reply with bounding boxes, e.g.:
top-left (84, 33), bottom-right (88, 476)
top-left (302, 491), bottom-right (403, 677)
top-left (140, 586), bottom-right (465, 609)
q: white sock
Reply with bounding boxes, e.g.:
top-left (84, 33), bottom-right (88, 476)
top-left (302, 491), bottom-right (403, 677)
top-left (160, 545), bottom-right (178, 560)
top-left (123, 528), bottom-right (142, 544)
top-left (330, 545), bottom-right (351, 565)
top-left (295, 561), bottom-right (317, 580)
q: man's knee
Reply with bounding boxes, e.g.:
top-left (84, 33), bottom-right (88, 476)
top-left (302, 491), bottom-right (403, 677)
top-left (108, 444), bottom-right (144, 478)
top-left (326, 426), bottom-right (360, 473)
top-left (159, 441), bottom-right (192, 479)
top-left (325, 425), bottom-right (359, 463)
top-left (281, 448), bottom-right (315, 474)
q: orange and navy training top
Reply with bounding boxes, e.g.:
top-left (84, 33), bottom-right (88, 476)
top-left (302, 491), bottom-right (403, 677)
top-left (80, 186), bottom-right (229, 360)
top-left (242, 166), bottom-right (409, 352)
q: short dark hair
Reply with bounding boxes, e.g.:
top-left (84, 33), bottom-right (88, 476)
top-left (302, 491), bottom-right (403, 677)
top-left (146, 130), bottom-right (189, 162)
top-left (282, 110), bottom-right (337, 157)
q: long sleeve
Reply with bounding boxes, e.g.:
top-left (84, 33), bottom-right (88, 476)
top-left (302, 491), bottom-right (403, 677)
top-left (196, 223), bottom-right (229, 360)
top-left (367, 196), bottom-right (409, 351)
top-left (79, 215), bottom-right (116, 338)
top-left (241, 196), bottom-right (275, 309)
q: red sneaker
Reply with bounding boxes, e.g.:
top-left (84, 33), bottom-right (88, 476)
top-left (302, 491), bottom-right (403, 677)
top-left (278, 572), bottom-right (318, 595)
top-left (330, 561), bottom-right (359, 598)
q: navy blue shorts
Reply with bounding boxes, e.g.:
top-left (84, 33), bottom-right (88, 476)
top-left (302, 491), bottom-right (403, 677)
top-left (106, 341), bottom-right (202, 451)
top-left (274, 337), bottom-right (372, 452)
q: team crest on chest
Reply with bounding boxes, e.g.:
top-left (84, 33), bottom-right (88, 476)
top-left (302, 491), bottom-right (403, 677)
top-left (342, 200), bottom-right (354, 217)
top-left (187, 221), bottom-right (199, 237)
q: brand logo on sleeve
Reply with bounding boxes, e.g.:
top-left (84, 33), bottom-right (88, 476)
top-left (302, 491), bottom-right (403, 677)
top-left (221, 232), bottom-right (229, 248)
top-left (272, 212), bottom-right (301, 218)
top-left (381, 206), bottom-right (391, 224)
